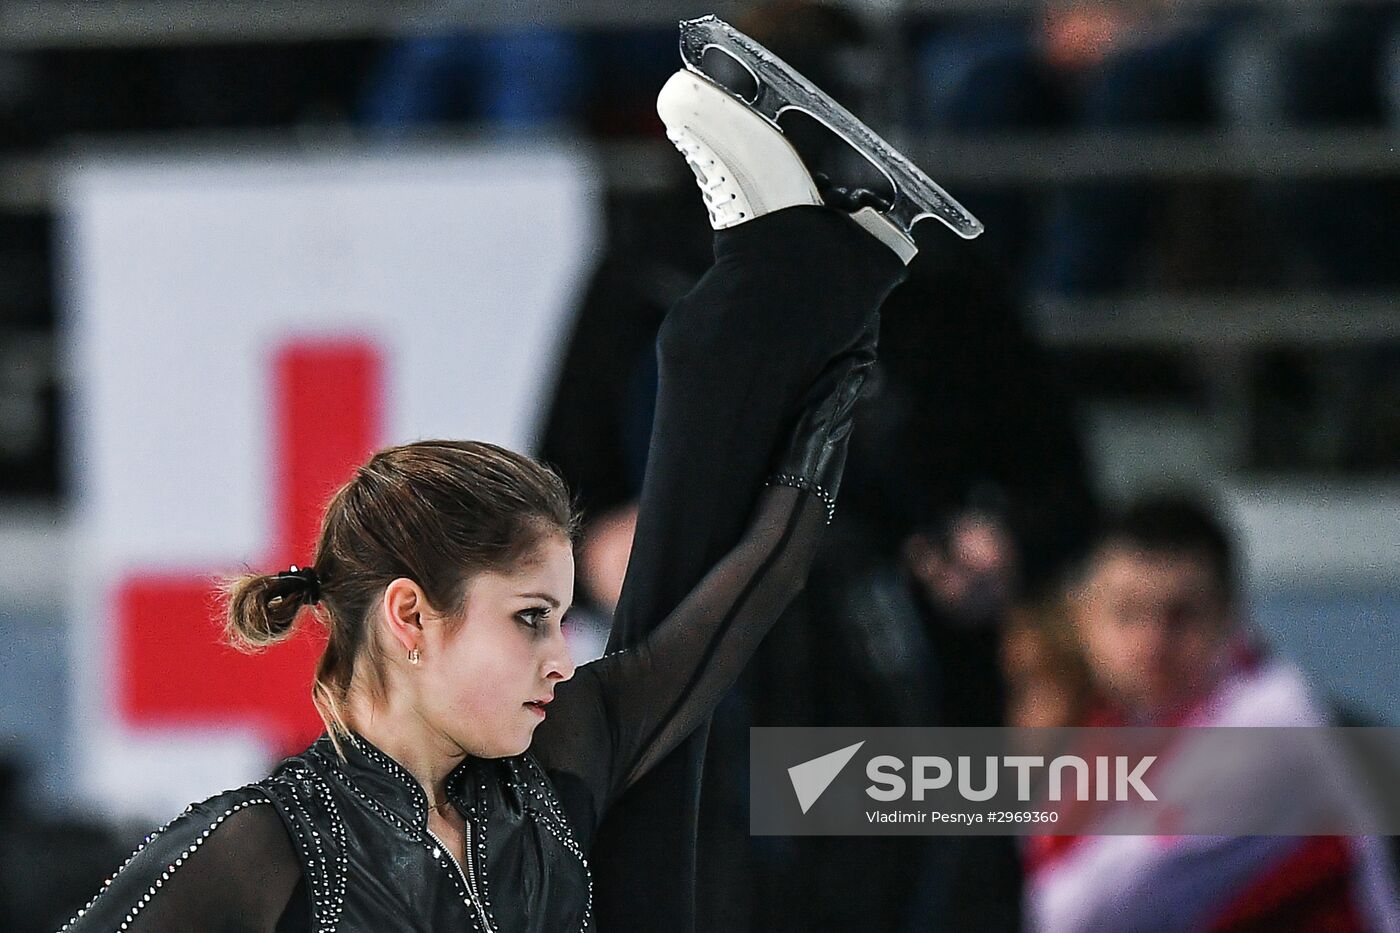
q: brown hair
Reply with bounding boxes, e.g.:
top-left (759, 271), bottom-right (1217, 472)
top-left (223, 439), bottom-right (579, 751)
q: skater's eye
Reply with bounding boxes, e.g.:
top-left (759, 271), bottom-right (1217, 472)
top-left (516, 607), bottom-right (550, 630)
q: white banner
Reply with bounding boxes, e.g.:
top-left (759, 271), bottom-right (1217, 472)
top-left (59, 143), bottom-right (601, 820)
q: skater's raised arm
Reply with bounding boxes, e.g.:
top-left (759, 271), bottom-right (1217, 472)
top-left (531, 315), bottom-right (878, 830)
top-left (60, 789), bottom-right (304, 932)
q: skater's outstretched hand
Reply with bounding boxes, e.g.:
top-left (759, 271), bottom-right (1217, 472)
top-left (767, 310), bottom-right (880, 524)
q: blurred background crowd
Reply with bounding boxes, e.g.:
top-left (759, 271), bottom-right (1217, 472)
top-left (0, 1), bottom-right (1397, 930)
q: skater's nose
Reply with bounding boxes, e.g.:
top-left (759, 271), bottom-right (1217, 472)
top-left (543, 628), bottom-right (576, 683)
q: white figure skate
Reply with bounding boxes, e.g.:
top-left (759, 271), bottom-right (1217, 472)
top-left (657, 69), bottom-right (823, 228)
top-left (658, 70), bottom-right (922, 262)
top-left (673, 14), bottom-right (984, 247)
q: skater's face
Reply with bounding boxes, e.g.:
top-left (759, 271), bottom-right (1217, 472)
top-left (1071, 545), bottom-right (1232, 721)
top-left (383, 533), bottom-right (577, 758)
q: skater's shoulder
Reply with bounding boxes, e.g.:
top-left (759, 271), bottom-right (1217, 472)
top-left (165, 783), bottom-right (303, 867)
top-left (258, 732), bottom-right (359, 791)
top-left (189, 780), bottom-right (285, 815)
top-left (59, 786), bottom-right (302, 930)
top-left (257, 737), bottom-right (346, 818)
top-left (184, 783), bottom-right (299, 858)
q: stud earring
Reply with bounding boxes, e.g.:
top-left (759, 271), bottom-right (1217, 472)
top-left (408, 647), bottom-right (421, 665)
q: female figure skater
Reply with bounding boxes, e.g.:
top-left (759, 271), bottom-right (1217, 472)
top-left (62, 18), bottom-right (978, 932)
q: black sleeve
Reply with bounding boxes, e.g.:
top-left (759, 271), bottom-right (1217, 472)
top-left (60, 790), bottom-right (303, 932)
top-left (532, 482), bottom-right (823, 822)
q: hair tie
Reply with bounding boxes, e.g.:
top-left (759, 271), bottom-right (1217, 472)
top-left (276, 564), bottom-right (322, 605)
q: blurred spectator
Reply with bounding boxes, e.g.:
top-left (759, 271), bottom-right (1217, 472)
top-left (913, 10), bottom-right (1063, 273)
top-left (917, 4), bottom-right (1400, 295)
top-left (359, 18), bottom-right (674, 135)
top-left (1070, 494), bottom-right (1242, 725)
top-left (575, 502), bottom-right (638, 614)
top-left (912, 3), bottom-right (1400, 474)
top-left (361, 29), bottom-right (585, 130)
top-left (1001, 598), bottom-right (1090, 731)
top-left (865, 233), bottom-right (1096, 933)
top-left (1218, 8), bottom-right (1400, 288)
top-left (1216, 9), bottom-right (1400, 474)
top-left (1034, 8), bottom-right (1236, 294)
top-left (916, 7), bottom-right (1236, 292)
top-left (1023, 493), bottom-right (1400, 932)
top-left (871, 234), bottom-right (1099, 728)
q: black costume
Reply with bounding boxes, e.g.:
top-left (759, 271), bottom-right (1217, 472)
top-left (60, 207), bottom-right (904, 932)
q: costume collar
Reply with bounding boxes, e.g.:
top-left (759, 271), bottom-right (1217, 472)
top-left (313, 732), bottom-right (479, 829)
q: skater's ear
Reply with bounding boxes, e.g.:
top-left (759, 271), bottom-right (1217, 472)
top-left (379, 576), bottom-right (429, 656)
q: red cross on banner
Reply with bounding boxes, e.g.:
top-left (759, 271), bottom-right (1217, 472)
top-left (116, 340), bottom-right (383, 755)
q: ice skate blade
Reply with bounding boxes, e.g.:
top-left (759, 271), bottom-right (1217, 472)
top-left (678, 14), bottom-right (984, 241)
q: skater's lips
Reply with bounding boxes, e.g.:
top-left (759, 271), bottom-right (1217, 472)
top-left (525, 696), bottom-right (553, 707)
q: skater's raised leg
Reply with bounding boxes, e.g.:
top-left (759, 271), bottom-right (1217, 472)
top-left (592, 22), bottom-right (982, 930)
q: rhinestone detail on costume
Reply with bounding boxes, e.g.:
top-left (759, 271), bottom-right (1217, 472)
top-left (766, 473), bottom-right (836, 523)
top-left (331, 736), bottom-right (499, 931)
top-left (60, 798), bottom-right (274, 932)
top-left (264, 763), bottom-right (347, 930)
top-left (509, 755), bottom-right (593, 931)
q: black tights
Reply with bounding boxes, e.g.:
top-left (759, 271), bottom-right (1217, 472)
top-left (591, 206), bottom-right (905, 932)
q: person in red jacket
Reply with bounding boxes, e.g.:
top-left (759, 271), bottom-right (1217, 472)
top-left (1024, 494), bottom-right (1400, 932)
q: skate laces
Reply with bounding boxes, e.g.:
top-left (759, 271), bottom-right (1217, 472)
top-left (665, 127), bottom-right (747, 227)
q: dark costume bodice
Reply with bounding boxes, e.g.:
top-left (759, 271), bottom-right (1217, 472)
top-left (261, 736), bottom-right (592, 932)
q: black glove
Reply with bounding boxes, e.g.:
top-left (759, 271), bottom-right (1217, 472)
top-left (766, 312), bottom-right (880, 524)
